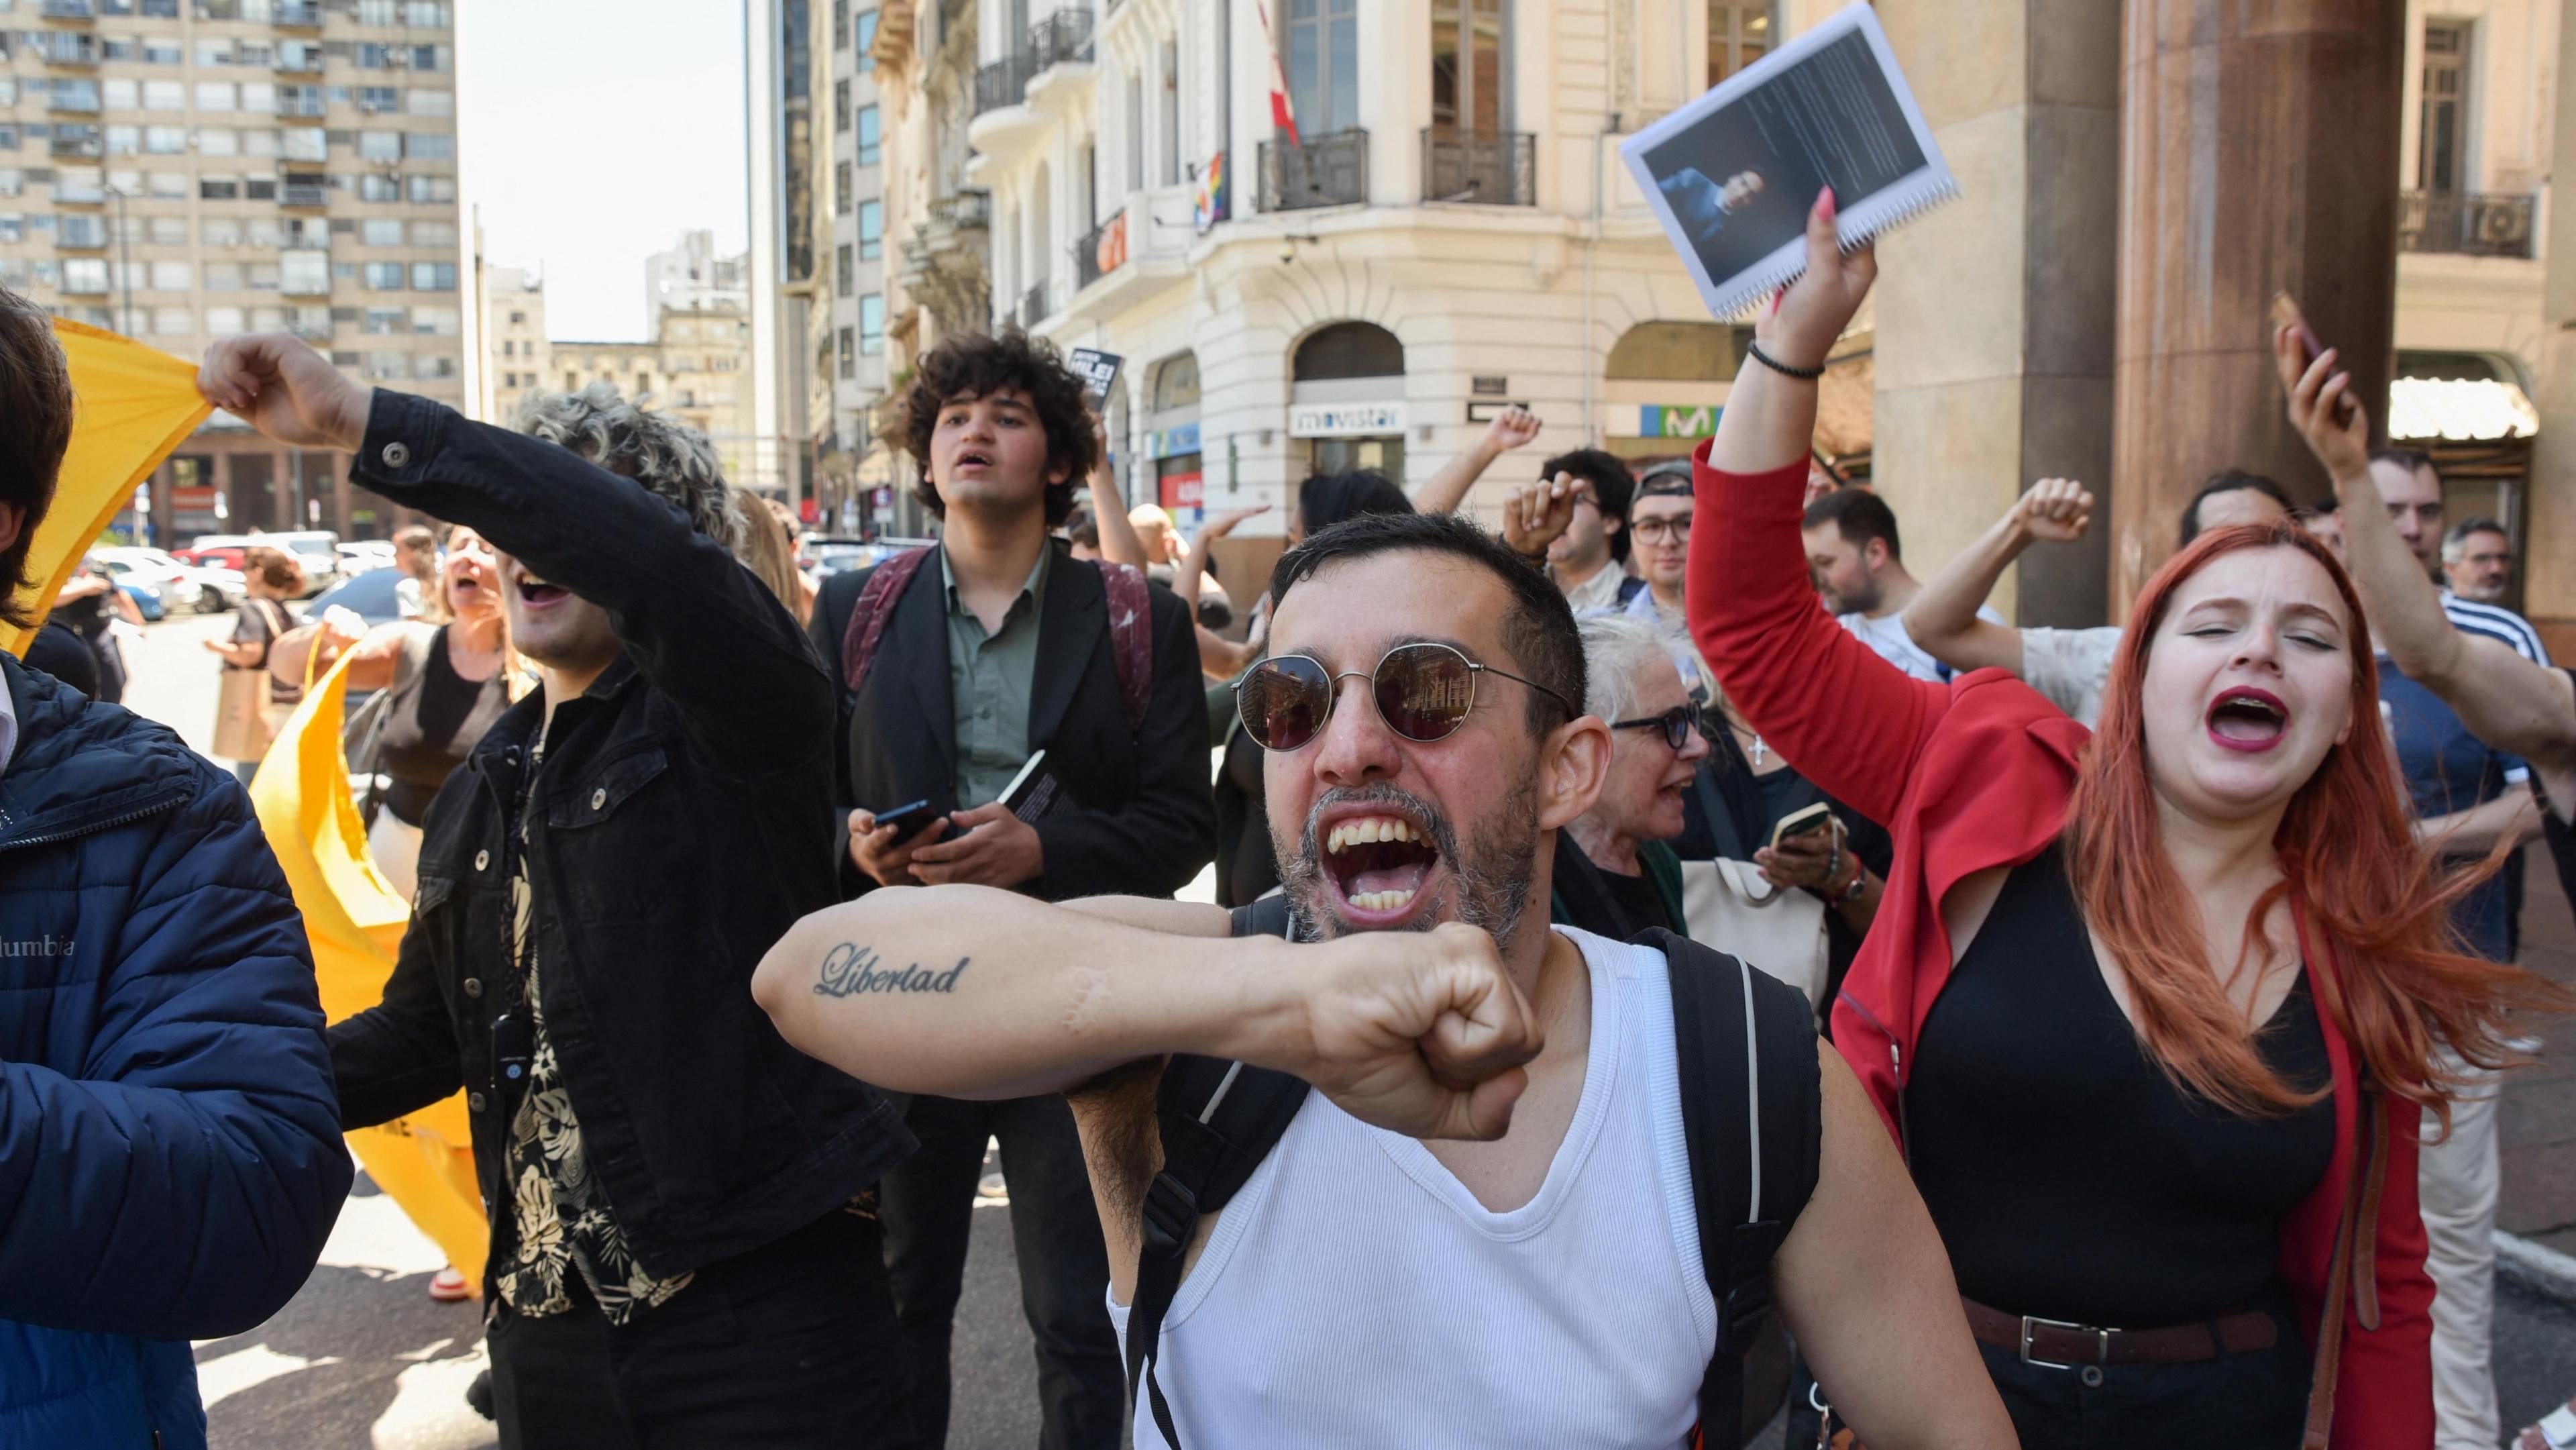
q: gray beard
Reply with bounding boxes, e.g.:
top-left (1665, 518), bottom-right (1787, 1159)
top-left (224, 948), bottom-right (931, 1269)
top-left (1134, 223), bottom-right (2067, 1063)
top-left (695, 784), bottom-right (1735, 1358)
top-left (1273, 778), bottom-right (1541, 957)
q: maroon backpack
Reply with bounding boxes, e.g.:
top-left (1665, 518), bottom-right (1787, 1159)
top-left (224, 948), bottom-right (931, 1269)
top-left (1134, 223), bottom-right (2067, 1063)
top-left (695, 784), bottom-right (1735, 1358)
top-left (839, 546), bottom-right (1154, 737)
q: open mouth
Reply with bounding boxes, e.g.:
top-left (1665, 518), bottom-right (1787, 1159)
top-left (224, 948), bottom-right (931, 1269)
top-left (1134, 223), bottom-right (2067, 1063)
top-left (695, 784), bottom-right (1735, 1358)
top-left (2206, 686), bottom-right (2288, 752)
top-left (955, 448), bottom-right (995, 471)
top-left (513, 569), bottom-right (570, 609)
top-left (1321, 812), bottom-right (1442, 924)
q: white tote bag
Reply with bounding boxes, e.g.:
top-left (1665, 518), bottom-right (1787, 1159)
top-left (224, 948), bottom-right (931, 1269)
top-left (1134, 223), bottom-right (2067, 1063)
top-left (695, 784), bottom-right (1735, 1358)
top-left (1676, 857), bottom-right (1831, 1019)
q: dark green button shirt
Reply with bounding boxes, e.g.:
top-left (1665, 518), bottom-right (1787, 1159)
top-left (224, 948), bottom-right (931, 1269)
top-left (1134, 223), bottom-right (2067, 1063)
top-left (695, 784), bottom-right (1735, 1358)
top-left (941, 543), bottom-right (1049, 810)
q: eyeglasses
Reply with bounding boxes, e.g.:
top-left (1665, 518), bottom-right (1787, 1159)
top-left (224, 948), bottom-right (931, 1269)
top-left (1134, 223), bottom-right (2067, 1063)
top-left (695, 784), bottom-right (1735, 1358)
top-left (1610, 703), bottom-right (1703, 751)
top-left (1631, 516), bottom-right (1694, 545)
top-left (1236, 641), bottom-right (1577, 752)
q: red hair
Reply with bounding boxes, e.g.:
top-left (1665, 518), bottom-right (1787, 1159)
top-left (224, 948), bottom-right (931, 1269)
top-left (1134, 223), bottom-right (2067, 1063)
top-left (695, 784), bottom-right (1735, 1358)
top-left (2066, 519), bottom-right (2563, 1129)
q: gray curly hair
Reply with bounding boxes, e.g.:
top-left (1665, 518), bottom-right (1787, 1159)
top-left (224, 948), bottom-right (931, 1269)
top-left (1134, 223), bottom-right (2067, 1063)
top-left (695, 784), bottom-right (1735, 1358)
top-left (512, 383), bottom-right (747, 558)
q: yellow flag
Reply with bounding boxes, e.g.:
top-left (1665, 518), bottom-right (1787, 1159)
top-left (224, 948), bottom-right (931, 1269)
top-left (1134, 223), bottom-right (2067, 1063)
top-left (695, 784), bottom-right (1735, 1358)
top-left (0, 320), bottom-right (213, 657)
top-left (250, 648), bottom-right (489, 1286)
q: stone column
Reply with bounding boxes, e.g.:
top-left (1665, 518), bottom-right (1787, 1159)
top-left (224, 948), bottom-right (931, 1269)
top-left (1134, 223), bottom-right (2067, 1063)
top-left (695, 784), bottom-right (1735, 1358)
top-left (2518, 3), bottom-right (2576, 659)
top-left (1868, 0), bottom-right (2121, 627)
top-left (2110, 0), bottom-right (2406, 613)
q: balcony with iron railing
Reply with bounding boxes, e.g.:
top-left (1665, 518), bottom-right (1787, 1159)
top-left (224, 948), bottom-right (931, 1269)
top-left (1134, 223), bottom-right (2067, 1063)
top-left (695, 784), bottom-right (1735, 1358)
top-left (970, 8), bottom-right (1093, 119)
top-left (55, 215), bottom-right (105, 249)
top-left (280, 181), bottom-right (329, 207)
top-left (274, 48), bottom-right (323, 75)
top-left (39, 0), bottom-right (97, 21)
top-left (48, 129), bottom-right (101, 159)
top-left (276, 90), bottom-right (326, 117)
top-left (273, 1), bottom-right (323, 27)
top-left (1260, 130), bottom-right (1368, 211)
top-left (2400, 191), bottom-right (2537, 260)
top-left (1027, 7), bottom-right (1093, 70)
top-left (1018, 282), bottom-right (1049, 328)
top-left (1421, 130), bottom-right (1534, 205)
top-left (972, 52), bottom-right (1038, 119)
top-left (1073, 211), bottom-right (1124, 291)
top-left (58, 267), bottom-right (109, 295)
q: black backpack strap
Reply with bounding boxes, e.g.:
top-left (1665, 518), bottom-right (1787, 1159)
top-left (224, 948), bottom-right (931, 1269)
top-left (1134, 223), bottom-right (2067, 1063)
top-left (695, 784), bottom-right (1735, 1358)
top-left (1640, 928), bottom-right (1823, 1449)
top-left (1125, 900), bottom-right (1308, 1447)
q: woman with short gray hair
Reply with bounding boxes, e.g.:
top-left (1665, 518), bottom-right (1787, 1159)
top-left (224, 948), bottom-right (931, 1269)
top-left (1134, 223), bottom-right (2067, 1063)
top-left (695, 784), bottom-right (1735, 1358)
top-left (1550, 613), bottom-right (1709, 938)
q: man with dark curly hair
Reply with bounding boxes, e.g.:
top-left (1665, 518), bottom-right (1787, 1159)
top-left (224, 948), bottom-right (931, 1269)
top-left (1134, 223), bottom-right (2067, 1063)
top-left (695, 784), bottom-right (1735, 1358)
top-left (811, 330), bottom-right (1216, 1450)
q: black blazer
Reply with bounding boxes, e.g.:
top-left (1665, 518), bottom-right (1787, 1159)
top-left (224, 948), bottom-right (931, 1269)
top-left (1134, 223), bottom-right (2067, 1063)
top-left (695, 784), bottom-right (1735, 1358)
top-left (812, 539), bottom-right (1218, 902)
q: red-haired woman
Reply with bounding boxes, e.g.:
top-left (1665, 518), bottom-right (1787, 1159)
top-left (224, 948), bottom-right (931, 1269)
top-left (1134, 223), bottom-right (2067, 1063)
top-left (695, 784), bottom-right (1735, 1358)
top-left (1689, 193), bottom-right (2557, 1448)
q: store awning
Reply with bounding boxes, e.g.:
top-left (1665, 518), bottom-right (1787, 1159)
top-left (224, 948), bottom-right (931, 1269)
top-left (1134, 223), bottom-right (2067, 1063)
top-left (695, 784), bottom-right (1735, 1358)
top-left (2387, 376), bottom-right (2540, 443)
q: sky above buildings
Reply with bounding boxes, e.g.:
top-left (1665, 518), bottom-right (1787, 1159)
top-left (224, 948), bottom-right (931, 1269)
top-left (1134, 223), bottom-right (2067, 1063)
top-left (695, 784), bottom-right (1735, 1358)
top-left (460, 0), bottom-right (749, 342)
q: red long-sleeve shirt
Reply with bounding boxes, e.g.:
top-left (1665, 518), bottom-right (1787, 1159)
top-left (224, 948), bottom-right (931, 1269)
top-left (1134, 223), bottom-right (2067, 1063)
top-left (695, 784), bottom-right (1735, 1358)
top-left (1686, 448), bottom-right (2433, 1447)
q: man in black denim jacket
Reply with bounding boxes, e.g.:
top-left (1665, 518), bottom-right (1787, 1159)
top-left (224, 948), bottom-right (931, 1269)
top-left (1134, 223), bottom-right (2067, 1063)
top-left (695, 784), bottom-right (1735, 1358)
top-left (200, 336), bottom-right (914, 1447)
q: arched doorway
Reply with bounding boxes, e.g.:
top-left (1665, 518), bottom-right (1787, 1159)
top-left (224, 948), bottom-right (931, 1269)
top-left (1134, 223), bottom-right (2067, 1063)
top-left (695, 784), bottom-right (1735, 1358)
top-left (1601, 321), bottom-right (1741, 465)
top-left (1290, 321), bottom-right (1407, 482)
top-left (1146, 350), bottom-right (1203, 513)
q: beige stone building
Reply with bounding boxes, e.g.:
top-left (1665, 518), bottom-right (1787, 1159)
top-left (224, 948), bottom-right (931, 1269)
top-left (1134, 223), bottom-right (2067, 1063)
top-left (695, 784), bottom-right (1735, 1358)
top-left (0, 0), bottom-right (472, 543)
top-left (547, 303), bottom-right (758, 488)
top-left (479, 260), bottom-right (548, 424)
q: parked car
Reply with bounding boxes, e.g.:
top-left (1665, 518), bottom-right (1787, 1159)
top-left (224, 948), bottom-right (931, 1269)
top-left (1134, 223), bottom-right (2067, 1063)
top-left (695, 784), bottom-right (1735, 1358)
top-left (305, 566), bottom-right (405, 628)
top-left (92, 546), bottom-right (246, 615)
top-left (116, 579), bottom-right (166, 622)
top-left (185, 531), bottom-right (339, 597)
top-left (335, 541), bottom-right (398, 574)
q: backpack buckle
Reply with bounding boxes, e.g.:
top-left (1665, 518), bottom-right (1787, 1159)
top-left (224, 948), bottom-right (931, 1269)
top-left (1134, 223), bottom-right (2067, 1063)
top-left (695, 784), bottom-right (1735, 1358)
top-left (1140, 1172), bottom-right (1201, 1257)
top-left (1714, 1275), bottom-right (1774, 1356)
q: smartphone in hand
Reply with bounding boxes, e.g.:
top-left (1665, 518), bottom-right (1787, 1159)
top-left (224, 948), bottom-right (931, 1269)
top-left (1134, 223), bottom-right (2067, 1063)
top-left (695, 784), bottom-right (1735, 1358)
top-left (873, 798), bottom-right (947, 842)
top-left (1768, 801), bottom-right (1837, 853)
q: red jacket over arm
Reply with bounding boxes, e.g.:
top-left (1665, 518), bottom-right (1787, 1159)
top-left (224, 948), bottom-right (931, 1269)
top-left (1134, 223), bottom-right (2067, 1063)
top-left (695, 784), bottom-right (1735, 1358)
top-left (1686, 446), bottom-right (2433, 1448)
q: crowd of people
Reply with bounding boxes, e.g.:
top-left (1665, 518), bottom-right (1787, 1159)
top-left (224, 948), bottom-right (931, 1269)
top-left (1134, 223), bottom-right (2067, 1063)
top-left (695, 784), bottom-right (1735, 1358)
top-left (2, 185), bottom-right (2574, 1450)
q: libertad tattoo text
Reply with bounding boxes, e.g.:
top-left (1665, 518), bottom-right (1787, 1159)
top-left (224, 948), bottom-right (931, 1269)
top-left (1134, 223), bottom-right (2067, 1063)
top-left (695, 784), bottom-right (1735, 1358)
top-left (813, 943), bottom-right (971, 998)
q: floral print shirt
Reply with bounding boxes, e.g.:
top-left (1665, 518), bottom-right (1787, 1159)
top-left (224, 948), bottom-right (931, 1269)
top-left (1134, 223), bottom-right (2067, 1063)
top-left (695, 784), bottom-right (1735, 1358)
top-left (492, 737), bottom-right (693, 1324)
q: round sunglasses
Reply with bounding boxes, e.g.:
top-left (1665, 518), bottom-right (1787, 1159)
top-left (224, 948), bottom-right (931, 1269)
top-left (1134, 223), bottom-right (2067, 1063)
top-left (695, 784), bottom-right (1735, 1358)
top-left (1236, 641), bottom-right (1577, 752)
top-left (1610, 703), bottom-right (1703, 751)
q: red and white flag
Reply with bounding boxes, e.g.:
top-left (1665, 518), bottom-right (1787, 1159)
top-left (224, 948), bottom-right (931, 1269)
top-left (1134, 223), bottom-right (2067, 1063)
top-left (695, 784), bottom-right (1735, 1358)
top-left (1256, 1), bottom-right (1300, 146)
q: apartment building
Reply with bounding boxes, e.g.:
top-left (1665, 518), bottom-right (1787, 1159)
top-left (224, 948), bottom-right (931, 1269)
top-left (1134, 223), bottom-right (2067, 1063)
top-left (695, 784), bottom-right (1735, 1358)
top-left (645, 226), bottom-right (749, 322)
top-left (861, 0), bottom-right (981, 537)
top-left (0, 0), bottom-right (466, 543)
top-left (963, 0), bottom-right (1769, 546)
top-left (479, 259), bottom-right (546, 423)
top-left (547, 303), bottom-right (757, 488)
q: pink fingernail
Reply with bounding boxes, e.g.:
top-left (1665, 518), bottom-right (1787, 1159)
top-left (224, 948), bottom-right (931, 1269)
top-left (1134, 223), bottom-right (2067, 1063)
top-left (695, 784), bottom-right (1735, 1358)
top-left (1819, 187), bottom-right (1837, 220)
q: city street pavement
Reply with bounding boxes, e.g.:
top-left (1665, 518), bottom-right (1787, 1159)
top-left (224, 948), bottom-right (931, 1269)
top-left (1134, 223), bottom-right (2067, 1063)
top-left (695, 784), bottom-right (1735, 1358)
top-left (105, 610), bottom-right (2576, 1446)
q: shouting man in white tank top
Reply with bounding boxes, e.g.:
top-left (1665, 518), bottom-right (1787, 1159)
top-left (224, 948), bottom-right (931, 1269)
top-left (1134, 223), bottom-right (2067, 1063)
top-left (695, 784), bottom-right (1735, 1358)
top-left (755, 513), bottom-right (2010, 1449)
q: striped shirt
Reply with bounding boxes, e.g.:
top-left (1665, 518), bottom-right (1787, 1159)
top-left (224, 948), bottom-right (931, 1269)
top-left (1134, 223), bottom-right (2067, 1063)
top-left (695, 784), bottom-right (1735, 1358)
top-left (2441, 592), bottom-right (2551, 666)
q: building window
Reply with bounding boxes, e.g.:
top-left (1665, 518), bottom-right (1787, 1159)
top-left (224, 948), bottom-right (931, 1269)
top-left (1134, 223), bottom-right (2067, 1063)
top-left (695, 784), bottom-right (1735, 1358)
top-left (835, 79), bottom-right (851, 133)
top-left (411, 262), bottom-right (458, 291)
top-left (835, 161), bottom-right (853, 214)
top-left (1285, 0), bottom-right (1360, 136)
top-left (1431, 0), bottom-right (1509, 134)
top-left (858, 199), bottom-right (881, 260)
top-left (855, 9), bottom-right (877, 70)
top-left (836, 242), bottom-right (853, 297)
top-left (860, 294), bottom-right (883, 354)
top-left (837, 325), bottom-right (855, 378)
top-left (359, 131), bottom-right (402, 162)
top-left (361, 173), bottom-right (402, 201)
top-left (857, 104), bottom-right (879, 166)
top-left (199, 176), bottom-right (240, 199)
top-left (407, 174), bottom-right (457, 203)
top-left (365, 261), bottom-right (405, 289)
top-left (362, 217), bottom-right (404, 246)
top-left (364, 305), bottom-right (404, 333)
top-left (2419, 20), bottom-right (2470, 192)
top-left (407, 132), bottom-right (456, 161)
top-left (1705, 2), bottom-right (1773, 88)
top-left (357, 85), bottom-right (400, 114)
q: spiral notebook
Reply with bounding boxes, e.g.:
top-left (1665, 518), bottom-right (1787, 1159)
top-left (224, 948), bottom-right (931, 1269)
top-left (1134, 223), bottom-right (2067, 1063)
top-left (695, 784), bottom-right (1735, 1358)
top-left (1621, 3), bottom-right (1959, 321)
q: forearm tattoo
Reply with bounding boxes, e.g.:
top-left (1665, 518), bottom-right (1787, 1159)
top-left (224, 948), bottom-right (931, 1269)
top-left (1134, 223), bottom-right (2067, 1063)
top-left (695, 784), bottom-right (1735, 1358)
top-left (814, 943), bottom-right (971, 998)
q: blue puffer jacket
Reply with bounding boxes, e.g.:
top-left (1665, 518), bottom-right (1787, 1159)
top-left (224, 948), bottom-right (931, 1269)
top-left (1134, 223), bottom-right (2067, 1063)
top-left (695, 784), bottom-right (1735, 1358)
top-left (0, 657), bottom-right (350, 1449)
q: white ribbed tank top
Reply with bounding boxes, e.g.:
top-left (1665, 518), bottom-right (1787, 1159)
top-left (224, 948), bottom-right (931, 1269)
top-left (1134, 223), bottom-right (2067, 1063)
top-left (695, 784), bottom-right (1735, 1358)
top-left (1108, 926), bottom-right (1717, 1449)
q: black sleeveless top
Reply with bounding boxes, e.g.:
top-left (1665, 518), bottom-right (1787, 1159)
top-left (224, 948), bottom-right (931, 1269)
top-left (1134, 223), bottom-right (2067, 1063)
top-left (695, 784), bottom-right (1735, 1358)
top-left (1906, 844), bottom-right (2334, 1329)
top-left (2542, 668), bottom-right (2576, 912)
top-left (376, 626), bottom-right (513, 828)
